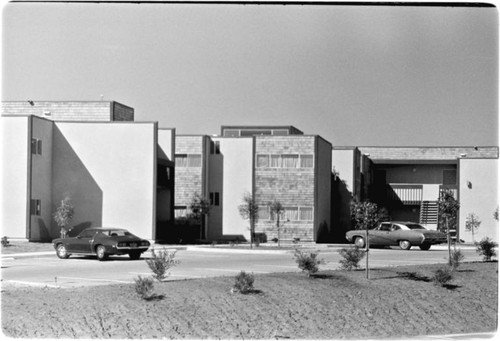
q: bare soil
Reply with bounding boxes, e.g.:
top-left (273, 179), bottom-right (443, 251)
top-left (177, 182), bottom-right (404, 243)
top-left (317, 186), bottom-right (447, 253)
top-left (1, 262), bottom-right (497, 339)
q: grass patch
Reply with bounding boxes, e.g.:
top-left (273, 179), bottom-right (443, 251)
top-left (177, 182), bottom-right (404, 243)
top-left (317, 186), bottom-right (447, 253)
top-left (1, 262), bottom-right (497, 339)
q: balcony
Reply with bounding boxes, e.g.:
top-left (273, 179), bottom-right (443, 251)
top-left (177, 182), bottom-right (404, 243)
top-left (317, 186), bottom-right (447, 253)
top-left (386, 184), bottom-right (423, 205)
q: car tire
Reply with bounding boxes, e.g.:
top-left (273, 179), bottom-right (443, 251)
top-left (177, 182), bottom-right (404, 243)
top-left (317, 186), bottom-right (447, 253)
top-left (129, 251), bottom-right (141, 260)
top-left (399, 240), bottom-right (412, 250)
top-left (354, 236), bottom-right (366, 248)
top-left (96, 245), bottom-right (108, 261)
top-left (419, 244), bottom-right (431, 251)
top-left (56, 244), bottom-right (70, 259)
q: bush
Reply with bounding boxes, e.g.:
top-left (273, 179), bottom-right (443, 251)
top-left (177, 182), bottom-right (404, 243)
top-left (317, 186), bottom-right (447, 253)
top-left (432, 266), bottom-right (453, 286)
top-left (338, 246), bottom-right (366, 270)
top-left (448, 248), bottom-right (465, 270)
top-left (1, 236), bottom-right (10, 247)
top-left (232, 271), bottom-right (255, 294)
top-left (145, 248), bottom-right (179, 281)
top-left (475, 237), bottom-right (498, 262)
top-left (293, 249), bottom-right (324, 277)
top-left (134, 275), bottom-right (155, 299)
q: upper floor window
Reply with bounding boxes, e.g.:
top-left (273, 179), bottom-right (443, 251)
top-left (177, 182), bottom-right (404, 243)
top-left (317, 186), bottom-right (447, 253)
top-left (30, 199), bottom-right (41, 215)
top-left (443, 169), bottom-right (457, 185)
top-left (256, 154), bottom-right (314, 169)
top-left (31, 138), bottom-right (42, 155)
top-left (175, 154), bottom-right (202, 168)
top-left (209, 192), bottom-right (220, 206)
top-left (210, 141), bottom-right (220, 155)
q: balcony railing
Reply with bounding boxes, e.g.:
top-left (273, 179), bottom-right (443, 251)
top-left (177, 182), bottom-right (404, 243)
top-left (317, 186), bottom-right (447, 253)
top-left (386, 184), bottom-right (423, 205)
top-left (440, 185), bottom-right (458, 199)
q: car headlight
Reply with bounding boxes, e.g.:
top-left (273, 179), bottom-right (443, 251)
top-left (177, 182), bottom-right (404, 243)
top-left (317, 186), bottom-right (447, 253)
top-left (117, 242), bottom-right (127, 247)
top-left (141, 241), bottom-right (150, 246)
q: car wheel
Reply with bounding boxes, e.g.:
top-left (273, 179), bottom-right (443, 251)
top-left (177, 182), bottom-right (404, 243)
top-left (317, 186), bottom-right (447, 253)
top-left (354, 236), bottom-right (366, 248)
top-left (419, 244), bottom-right (431, 251)
top-left (399, 240), bottom-right (412, 250)
top-left (56, 244), bottom-right (70, 259)
top-left (96, 245), bottom-right (108, 261)
top-left (129, 251), bottom-right (141, 260)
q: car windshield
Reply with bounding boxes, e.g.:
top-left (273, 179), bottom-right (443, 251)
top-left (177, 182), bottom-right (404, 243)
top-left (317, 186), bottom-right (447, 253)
top-left (405, 224), bottom-right (426, 230)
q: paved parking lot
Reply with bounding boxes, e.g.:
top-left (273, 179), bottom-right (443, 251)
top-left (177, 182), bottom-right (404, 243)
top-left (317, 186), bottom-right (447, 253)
top-left (1, 245), bottom-right (483, 288)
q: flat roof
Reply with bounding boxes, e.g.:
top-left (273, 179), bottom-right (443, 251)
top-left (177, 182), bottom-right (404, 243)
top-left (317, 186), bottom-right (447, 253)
top-left (358, 146), bottom-right (499, 161)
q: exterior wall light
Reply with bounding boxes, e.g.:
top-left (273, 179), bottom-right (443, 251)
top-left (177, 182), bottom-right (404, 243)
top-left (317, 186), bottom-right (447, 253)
top-left (467, 181), bottom-right (472, 189)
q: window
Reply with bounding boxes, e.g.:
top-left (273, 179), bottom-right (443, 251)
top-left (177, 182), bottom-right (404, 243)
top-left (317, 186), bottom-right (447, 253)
top-left (210, 141), bottom-right (220, 154)
top-left (175, 154), bottom-right (202, 168)
top-left (31, 138), bottom-right (42, 155)
top-left (283, 207), bottom-right (299, 221)
top-left (299, 207), bottom-right (313, 221)
top-left (175, 154), bottom-right (188, 167)
top-left (443, 169), bottom-right (457, 185)
top-left (188, 155), bottom-right (202, 167)
top-left (30, 199), bottom-right (41, 215)
top-left (174, 206), bottom-right (189, 218)
top-left (270, 155), bottom-right (281, 168)
top-left (256, 154), bottom-right (269, 168)
top-left (209, 192), bottom-right (220, 206)
top-left (282, 154), bottom-right (299, 168)
top-left (300, 155), bottom-right (314, 168)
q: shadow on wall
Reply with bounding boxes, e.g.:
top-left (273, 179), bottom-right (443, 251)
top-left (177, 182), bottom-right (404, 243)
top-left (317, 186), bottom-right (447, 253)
top-left (331, 175), bottom-right (353, 243)
top-left (48, 126), bottom-right (103, 240)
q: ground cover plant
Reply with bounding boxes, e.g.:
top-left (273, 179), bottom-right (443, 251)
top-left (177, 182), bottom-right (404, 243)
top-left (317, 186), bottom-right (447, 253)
top-left (2, 262), bottom-right (497, 339)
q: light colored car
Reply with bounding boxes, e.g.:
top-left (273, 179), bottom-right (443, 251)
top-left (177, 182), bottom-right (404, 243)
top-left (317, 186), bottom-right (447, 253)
top-left (345, 221), bottom-right (447, 250)
top-left (52, 227), bottom-right (150, 261)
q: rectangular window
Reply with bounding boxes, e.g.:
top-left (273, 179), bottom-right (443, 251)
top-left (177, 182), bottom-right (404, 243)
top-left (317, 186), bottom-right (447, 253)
top-left (209, 192), bottom-right (220, 206)
top-left (270, 155), bottom-right (281, 168)
top-left (299, 207), bottom-right (313, 221)
top-left (256, 154), bottom-right (269, 168)
top-left (300, 155), bottom-right (314, 168)
top-left (210, 141), bottom-right (220, 154)
top-left (31, 138), bottom-right (42, 155)
top-left (30, 199), bottom-right (41, 215)
top-left (223, 129), bottom-right (239, 137)
top-left (443, 169), bottom-right (457, 185)
top-left (188, 155), bottom-right (202, 167)
top-left (283, 207), bottom-right (299, 221)
top-left (174, 206), bottom-right (189, 218)
top-left (175, 154), bottom-right (188, 167)
top-left (282, 154), bottom-right (299, 168)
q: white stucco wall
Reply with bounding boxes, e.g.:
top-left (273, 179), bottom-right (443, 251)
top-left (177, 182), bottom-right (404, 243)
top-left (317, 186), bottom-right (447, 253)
top-left (459, 158), bottom-right (499, 243)
top-left (208, 137), bottom-right (254, 240)
top-left (332, 149), bottom-right (355, 193)
top-left (52, 122), bottom-right (156, 239)
top-left (158, 128), bottom-right (175, 162)
top-left (1, 116), bottom-right (30, 239)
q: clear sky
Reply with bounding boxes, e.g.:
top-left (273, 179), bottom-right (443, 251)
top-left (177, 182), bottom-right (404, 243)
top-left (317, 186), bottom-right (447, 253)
top-left (2, 1), bottom-right (498, 146)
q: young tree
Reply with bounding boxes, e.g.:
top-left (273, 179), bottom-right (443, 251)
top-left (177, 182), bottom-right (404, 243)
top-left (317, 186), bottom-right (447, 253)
top-left (238, 192), bottom-right (259, 248)
top-left (437, 189), bottom-right (460, 258)
top-left (465, 212), bottom-right (481, 243)
top-left (269, 200), bottom-right (285, 247)
top-left (53, 196), bottom-right (75, 238)
top-left (350, 199), bottom-right (387, 279)
top-left (188, 193), bottom-right (210, 240)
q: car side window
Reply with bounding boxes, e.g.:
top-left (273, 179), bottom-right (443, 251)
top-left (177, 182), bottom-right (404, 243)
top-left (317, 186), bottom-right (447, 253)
top-left (391, 225), bottom-right (401, 231)
top-left (380, 224), bottom-right (391, 231)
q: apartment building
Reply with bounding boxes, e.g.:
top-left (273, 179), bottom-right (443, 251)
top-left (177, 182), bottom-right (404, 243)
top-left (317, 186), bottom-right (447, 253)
top-left (332, 146), bottom-right (499, 243)
top-left (174, 126), bottom-right (332, 243)
top-left (2, 101), bottom-right (175, 242)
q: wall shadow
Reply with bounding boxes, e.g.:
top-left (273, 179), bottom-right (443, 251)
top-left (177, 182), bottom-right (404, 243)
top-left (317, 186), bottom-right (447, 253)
top-left (49, 126), bottom-right (103, 240)
top-left (331, 175), bottom-right (353, 243)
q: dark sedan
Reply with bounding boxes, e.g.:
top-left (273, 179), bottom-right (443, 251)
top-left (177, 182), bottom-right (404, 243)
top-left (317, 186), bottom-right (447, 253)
top-left (52, 227), bottom-right (151, 261)
top-left (346, 221), bottom-right (447, 250)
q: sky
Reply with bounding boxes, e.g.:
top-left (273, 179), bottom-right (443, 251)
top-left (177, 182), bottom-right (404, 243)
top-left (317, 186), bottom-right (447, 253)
top-left (1, 1), bottom-right (498, 146)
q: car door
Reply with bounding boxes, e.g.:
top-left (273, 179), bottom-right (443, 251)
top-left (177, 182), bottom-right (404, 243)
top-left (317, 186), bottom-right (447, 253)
top-left (371, 223), bottom-right (392, 246)
top-left (70, 229), bottom-right (96, 253)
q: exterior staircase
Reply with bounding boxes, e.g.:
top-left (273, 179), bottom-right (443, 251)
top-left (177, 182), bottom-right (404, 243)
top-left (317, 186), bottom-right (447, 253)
top-left (419, 201), bottom-right (438, 229)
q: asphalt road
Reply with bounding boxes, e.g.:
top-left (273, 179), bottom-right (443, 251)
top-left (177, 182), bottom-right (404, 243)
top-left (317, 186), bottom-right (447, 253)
top-left (1, 245), bottom-right (483, 288)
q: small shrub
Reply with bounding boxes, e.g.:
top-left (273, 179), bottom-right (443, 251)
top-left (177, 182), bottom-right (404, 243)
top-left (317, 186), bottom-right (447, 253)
top-left (255, 238), bottom-right (260, 247)
top-left (432, 266), bottom-right (453, 286)
top-left (338, 246), bottom-right (366, 270)
top-left (134, 275), bottom-right (155, 299)
top-left (293, 249), bottom-right (324, 277)
top-left (475, 237), bottom-right (498, 262)
top-left (1, 236), bottom-right (10, 247)
top-left (232, 271), bottom-right (255, 294)
top-left (229, 241), bottom-right (235, 247)
top-left (211, 241), bottom-right (217, 247)
top-left (271, 238), bottom-right (278, 243)
top-left (293, 238), bottom-right (300, 244)
top-left (448, 248), bottom-right (465, 270)
top-left (145, 248), bottom-right (179, 281)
